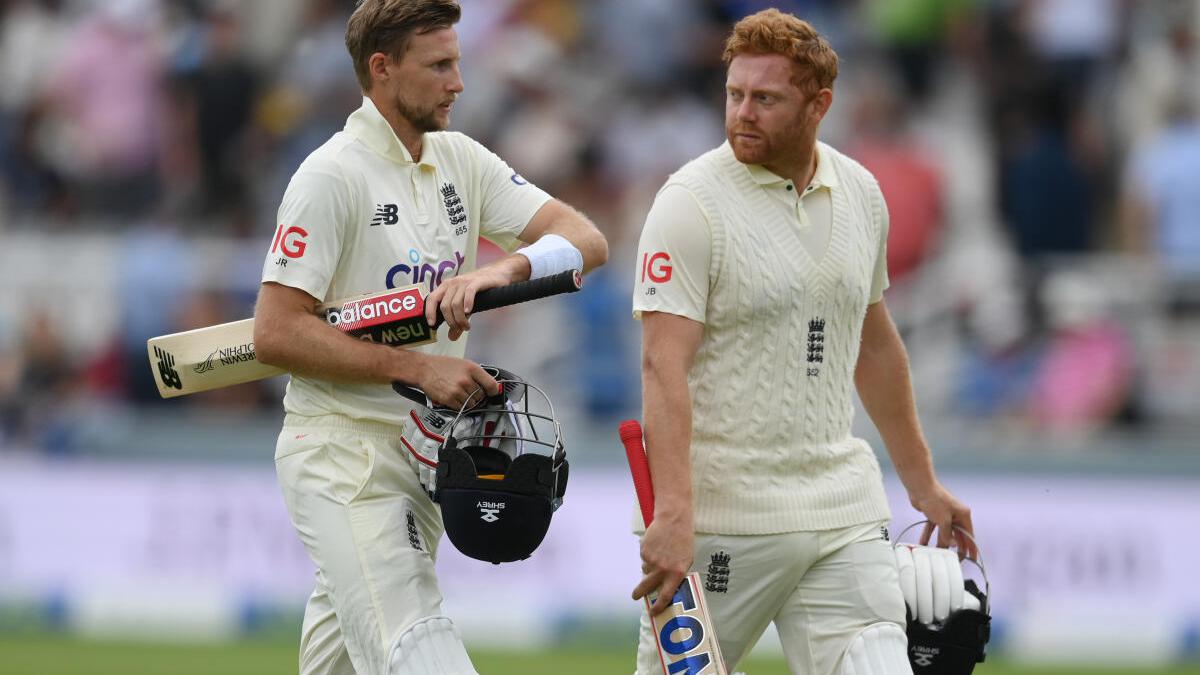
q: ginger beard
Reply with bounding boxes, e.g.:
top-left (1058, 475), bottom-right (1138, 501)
top-left (724, 53), bottom-right (824, 173)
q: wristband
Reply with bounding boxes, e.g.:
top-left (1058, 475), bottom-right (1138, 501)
top-left (515, 234), bottom-right (583, 280)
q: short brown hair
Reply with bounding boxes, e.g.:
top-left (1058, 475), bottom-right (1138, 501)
top-left (722, 9), bottom-right (838, 92)
top-left (345, 0), bottom-right (462, 91)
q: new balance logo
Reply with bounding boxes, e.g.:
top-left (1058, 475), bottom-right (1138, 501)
top-left (153, 346), bottom-right (183, 390)
top-left (371, 203), bottom-right (399, 226)
top-left (421, 411), bottom-right (448, 432)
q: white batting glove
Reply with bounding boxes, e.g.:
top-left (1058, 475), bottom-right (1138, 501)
top-left (895, 544), bottom-right (980, 625)
top-left (400, 405), bottom-right (457, 496)
top-left (466, 399), bottom-right (525, 463)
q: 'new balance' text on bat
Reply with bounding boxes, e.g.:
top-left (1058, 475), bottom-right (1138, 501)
top-left (147, 270), bottom-right (582, 399)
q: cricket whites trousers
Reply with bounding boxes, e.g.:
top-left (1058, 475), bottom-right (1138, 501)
top-left (275, 413), bottom-right (457, 675)
top-left (636, 520), bottom-right (910, 675)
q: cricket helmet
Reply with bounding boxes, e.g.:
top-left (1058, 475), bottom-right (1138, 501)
top-left (432, 366), bottom-right (568, 564)
top-left (894, 522), bottom-right (992, 675)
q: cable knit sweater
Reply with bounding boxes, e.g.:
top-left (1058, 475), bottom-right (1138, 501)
top-left (668, 142), bottom-right (892, 534)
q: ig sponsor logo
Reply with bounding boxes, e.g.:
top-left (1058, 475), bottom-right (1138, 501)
top-left (641, 251), bottom-right (672, 296)
top-left (641, 251), bottom-right (672, 283)
top-left (270, 224), bottom-right (309, 266)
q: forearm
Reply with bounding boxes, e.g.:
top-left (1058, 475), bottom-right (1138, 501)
top-left (522, 201), bottom-right (609, 273)
top-left (546, 212), bottom-right (608, 273)
top-left (255, 304), bottom-right (428, 387)
top-left (642, 354), bottom-right (694, 522)
top-left (856, 314), bottom-right (937, 496)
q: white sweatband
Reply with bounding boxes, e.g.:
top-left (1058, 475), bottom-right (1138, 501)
top-left (516, 234), bottom-right (583, 279)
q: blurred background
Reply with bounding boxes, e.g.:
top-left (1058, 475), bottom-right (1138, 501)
top-left (1, 0), bottom-right (1199, 673)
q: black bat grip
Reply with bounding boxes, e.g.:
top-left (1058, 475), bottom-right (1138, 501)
top-left (431, 269), bottom-right (583, 328)
top-left (392, 382), bottom-right (430, 407)
top-left (399, 270), bottom-right (583, 405)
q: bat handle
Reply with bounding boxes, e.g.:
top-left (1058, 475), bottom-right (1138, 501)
top-left (431, 269), bottom-right (583, 328)
top-left (392, 382), bottom-right (431, 407)
top-left (619, 419), bottom-right (655, 527)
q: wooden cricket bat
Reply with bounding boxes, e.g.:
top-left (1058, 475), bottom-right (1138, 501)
top-left (147, 270), bottom-right (582, 399)
top-left (619, 420), bottom-right (728, 675)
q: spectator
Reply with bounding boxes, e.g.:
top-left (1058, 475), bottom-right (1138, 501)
top-left (182, 6), bottom-right (259, 217)
top-left (865, 0), bottom-right (976, 104)
top-left (1025, 270), bottom-right (1135, 435)
top-left (1119, 96), bottom-right (1200, 285)
top-left (845, 67), bottom-right (944, 283)
top-left (42, 0), bottom-right (168, 218)
top-left (0, 0), bottom-right (69, 214)
top-left (999, 82), bottom-right (1097, 256)
top-left (1116, 2), bottom-right (1200, 151)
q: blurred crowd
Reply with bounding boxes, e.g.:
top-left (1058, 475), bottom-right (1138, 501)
top-left (1, 0), bottom-right (1199, 454)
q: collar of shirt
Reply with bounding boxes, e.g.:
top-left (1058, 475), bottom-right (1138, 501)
top-left (345, 96), bottom-right (440, 169)
top-left (744, 142), bottom-right (839, 197)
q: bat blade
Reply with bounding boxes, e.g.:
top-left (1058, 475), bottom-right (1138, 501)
top-left (146, 284), bottom-right (432, 399)
top-left (619, 419), bottom-right (728, 675)
top-left (147, 270), bottom-right (583, 399)
top-left (148, 318), bottom-right (282, 398)
top-left (647, 573), bottom-right (727, 675)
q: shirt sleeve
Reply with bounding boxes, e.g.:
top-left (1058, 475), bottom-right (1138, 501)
top-left (869, 182), bottom-right (891, 304)
top-left (261, 168), bottom-right (350, 301)
top-left (473, 140), bottom-right (552, 253)
top-left (632, 184), bottom-right (711, 323)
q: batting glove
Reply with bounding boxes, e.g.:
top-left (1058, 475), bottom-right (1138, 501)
top-left (895, 544), bottom-right (981, 625)
top-left (400, 404), bottom-right (459, 497)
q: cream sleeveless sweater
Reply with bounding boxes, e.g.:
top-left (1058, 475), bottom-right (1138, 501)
top-left (670, 142), bottom-right (892, 534)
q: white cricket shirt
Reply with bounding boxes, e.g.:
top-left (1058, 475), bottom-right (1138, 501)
top-left (262, 97), bottom-right (551, 425)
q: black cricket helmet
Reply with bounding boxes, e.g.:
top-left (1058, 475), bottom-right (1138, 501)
top-left (421, 366), bottom-right (568, 564)
top-left (894, 521), bottom-right (992, 674)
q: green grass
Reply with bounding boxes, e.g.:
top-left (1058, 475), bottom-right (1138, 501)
top-left (0, 634), bottom-right (1198, 675)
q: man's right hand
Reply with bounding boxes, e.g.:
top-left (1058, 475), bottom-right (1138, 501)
top-left (413, 355), bottom-right (500, 410)
top-left (632, 512), bottom-right (695, 615)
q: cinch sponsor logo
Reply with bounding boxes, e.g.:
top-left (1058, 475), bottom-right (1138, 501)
top-left (271, 224), bottom-right (308, 259)
top-left (387, 249), bottom-right (467, 292)
top-left (194, 342), bottom-right (257, 374)
top-left (326, 289), bottom-right (422, 330)
top-left (641, 251), bottom-right (672, 283)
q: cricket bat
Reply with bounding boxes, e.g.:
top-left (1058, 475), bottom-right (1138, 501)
top-left (619, 419), bottom-right (727, 675)
top-left (147, 270), bottom-right (582, 399)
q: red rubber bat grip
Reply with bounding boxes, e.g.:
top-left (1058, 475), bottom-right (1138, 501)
top-left (619, 419), bottom-right (655, 526)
